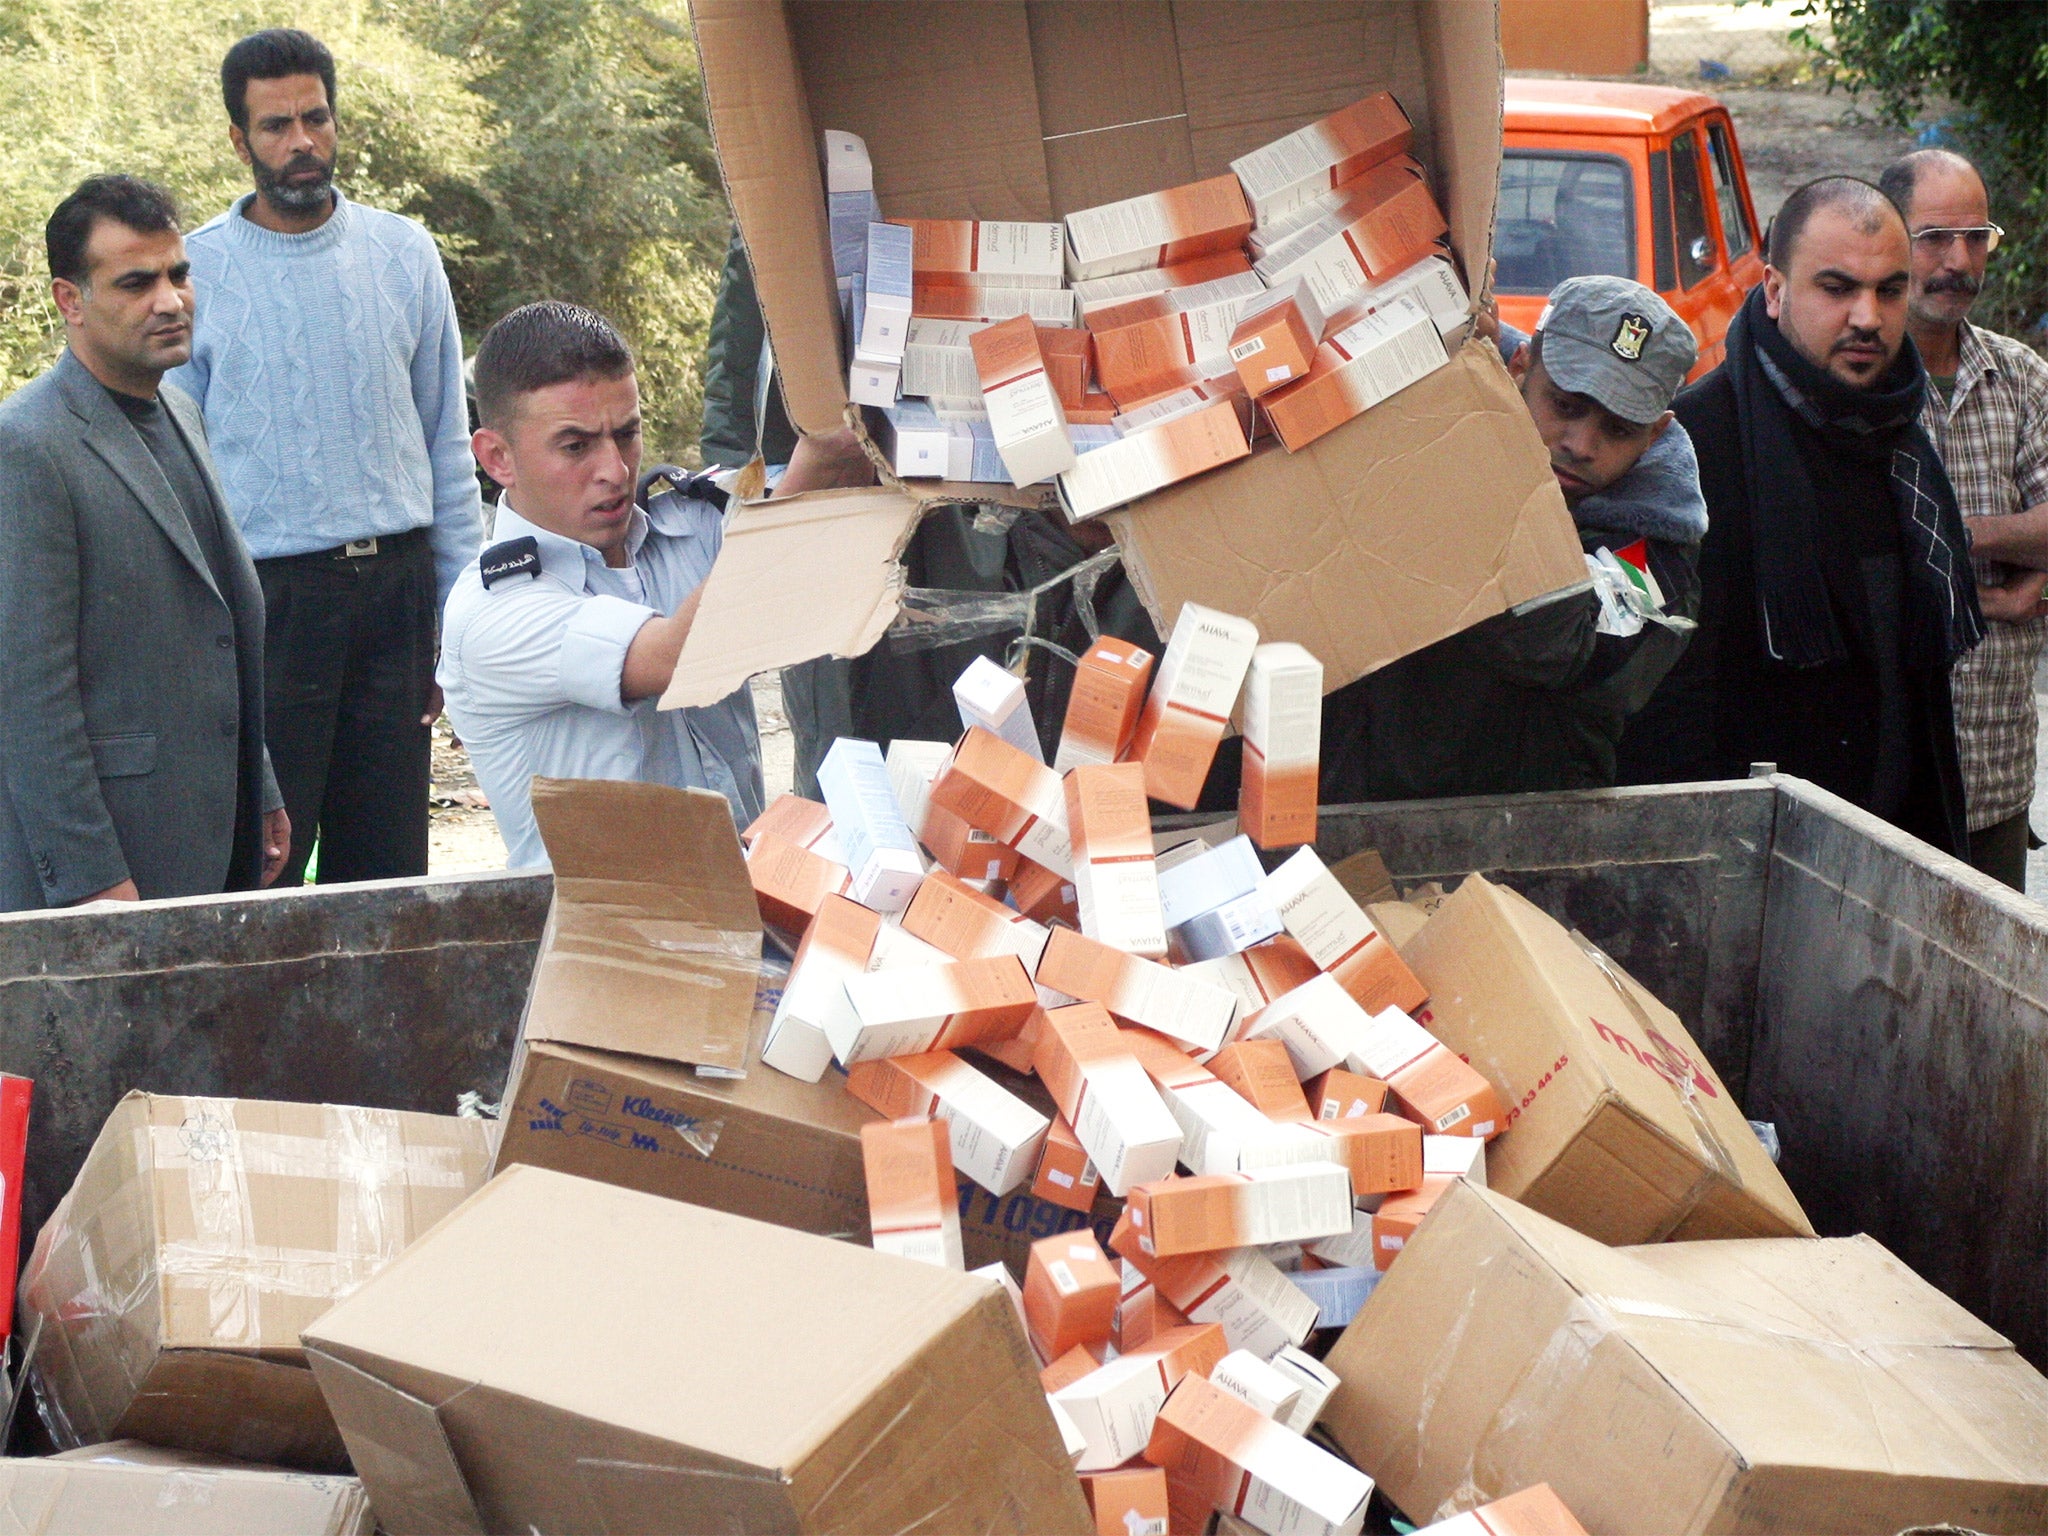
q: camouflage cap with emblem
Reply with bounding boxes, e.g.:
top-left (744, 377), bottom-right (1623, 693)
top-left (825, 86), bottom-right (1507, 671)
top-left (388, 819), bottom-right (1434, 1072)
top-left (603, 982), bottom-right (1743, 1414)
top-left (1531, 274), bottom-right (1698, 426)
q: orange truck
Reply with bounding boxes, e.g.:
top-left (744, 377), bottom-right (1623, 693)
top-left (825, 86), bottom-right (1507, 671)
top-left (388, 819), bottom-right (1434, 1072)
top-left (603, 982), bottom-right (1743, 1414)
top-left (1498, 78), bottom-right (1766, 378)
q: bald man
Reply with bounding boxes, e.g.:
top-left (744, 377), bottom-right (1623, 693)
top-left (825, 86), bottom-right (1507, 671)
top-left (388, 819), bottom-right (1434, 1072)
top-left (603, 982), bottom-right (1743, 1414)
top-left (1618, 176), bottom-right (1982, 856)
top-left (1877, 150), bottom-right (2048, 889)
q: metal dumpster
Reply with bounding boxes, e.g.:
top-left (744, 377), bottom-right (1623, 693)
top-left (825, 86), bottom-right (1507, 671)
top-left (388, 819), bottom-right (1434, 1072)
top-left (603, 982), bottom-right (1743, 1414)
top-left (3, 773), bottom-right (2042, 1371)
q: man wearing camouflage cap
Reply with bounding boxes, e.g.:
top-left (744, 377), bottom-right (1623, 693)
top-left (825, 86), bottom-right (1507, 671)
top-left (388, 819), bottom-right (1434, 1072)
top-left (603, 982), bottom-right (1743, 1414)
top-left (1319, 274), bottom-right (1705, 802)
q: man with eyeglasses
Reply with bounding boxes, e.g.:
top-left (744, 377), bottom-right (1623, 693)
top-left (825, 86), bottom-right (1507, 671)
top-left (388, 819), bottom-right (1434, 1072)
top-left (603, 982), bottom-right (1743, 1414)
top-left (1879, 150), bottom-right (2048, 890)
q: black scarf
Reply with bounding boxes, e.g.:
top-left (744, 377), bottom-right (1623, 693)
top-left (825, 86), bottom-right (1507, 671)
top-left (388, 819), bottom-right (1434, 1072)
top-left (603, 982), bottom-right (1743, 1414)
top-left (1724, 283), bottom-right (1982, 669)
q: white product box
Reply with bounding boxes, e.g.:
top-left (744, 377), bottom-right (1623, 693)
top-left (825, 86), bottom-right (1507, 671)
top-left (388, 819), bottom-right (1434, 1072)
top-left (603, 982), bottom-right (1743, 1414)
top-left (816, 737), bottom-right (925, 911)
top-left (953, 655), bottom-right (1042, 763)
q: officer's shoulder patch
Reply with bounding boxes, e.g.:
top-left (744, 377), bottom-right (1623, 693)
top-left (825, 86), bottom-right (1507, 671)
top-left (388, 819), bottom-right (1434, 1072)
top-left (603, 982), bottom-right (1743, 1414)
top-left (479, 535), bottom-right (541, 590)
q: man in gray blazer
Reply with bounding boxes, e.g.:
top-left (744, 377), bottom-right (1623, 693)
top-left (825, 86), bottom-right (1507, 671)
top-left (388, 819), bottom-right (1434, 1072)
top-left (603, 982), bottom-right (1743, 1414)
top-left (0, 176), bottom-right (288, 910)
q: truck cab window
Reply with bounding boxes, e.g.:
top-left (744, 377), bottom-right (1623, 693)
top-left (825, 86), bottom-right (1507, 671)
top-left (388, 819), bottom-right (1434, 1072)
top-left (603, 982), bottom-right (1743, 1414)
top-left (1496, 152), bottom-right (1636, 295)
top-left (1707, 121), bottom-right (1754, 259)
top-left (1671, 130), bottom-right (1716, 288)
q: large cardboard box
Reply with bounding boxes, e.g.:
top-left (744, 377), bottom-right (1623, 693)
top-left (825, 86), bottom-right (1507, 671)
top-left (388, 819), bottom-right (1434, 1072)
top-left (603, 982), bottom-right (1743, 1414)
top-left (18, 1094), bottom-right (490, 1469)
top-left (1400, 875), bottom-right (1809, 1244)
top-left (1323, 1181), bottom-right (2048, 1534)
top-left (0, 1443), bottom-right (373, 1536)
top-left (303, 1164), bottom-right (1093, 1534)
top-left (671, 0), bottom-right (1584, 708)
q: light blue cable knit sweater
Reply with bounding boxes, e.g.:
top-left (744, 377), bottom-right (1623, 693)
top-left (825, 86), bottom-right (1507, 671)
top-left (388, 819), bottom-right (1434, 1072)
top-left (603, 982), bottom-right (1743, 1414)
top-left (168, 191), bottom-right (482, 607)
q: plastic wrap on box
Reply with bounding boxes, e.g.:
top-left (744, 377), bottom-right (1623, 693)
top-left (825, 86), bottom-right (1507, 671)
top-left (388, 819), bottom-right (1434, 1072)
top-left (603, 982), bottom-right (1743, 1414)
top-left (18, 1093), bottom-right (490, 1469)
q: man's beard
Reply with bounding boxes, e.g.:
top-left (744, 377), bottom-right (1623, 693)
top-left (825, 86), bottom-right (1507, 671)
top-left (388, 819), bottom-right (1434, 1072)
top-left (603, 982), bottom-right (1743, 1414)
top-left (254, 150), bottom-right (335, 213)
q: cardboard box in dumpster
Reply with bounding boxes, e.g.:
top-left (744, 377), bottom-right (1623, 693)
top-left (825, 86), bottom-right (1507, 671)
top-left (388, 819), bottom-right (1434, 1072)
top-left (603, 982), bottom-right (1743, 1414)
top-left (495, 777), bottom-right (1120, 1272)
top-left (17, 1093), bottom-right (489, 1469)
top-left (672, 0), bottom-right (1586, 709)
top-left (508, 777), bottom-right (763, 1078)
top-left (1322, 1181), bottom-right (2048, 1535)
top-left (302, 1164), bottom-right (1093, 1535)
top-left (0, 1442), bottom-right (373, 1536)
top-left (1399, 875), bottom-right (1810, 1245)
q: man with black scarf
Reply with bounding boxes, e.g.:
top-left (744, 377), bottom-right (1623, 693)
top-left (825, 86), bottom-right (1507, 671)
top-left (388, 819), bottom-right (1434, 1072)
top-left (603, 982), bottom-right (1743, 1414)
top-left (1617, 177), bottom-right (1983, 855)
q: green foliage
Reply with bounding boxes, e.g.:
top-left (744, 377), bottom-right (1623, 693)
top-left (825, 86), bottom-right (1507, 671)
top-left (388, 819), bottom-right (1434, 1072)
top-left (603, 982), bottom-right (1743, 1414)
top-left (0, 0), bottom-right (726, 460)
top-left (1795, 0), bottom-right (2048, 344)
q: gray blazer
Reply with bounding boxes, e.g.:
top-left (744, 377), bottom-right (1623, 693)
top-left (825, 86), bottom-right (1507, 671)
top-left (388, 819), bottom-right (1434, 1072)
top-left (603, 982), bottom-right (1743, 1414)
top-left (0, 349), bottom-right (280, 909)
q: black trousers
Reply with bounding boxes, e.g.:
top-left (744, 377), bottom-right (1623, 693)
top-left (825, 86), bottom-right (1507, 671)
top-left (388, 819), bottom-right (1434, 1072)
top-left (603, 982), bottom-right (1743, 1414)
top-left (257, 529), bottom-right (435, 885)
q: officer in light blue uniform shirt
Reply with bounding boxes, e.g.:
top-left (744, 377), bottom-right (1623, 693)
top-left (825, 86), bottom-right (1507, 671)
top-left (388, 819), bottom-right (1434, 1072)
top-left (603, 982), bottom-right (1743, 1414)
top-left (436, 301), bottom-right (763, 870)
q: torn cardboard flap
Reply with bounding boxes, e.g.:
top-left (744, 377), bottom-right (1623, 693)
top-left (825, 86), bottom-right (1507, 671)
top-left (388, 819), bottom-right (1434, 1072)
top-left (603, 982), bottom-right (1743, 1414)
top-left (661, 485), bottom-right (923, 711)
top-left (526, 779), bottom-right (763, 1073)
top-left (1107, 343), bottom-right (1583, 692)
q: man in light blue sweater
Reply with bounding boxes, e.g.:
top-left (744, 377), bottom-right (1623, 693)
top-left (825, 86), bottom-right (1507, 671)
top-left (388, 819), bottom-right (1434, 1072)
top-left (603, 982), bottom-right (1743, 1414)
top-left (168, 28), bottom-right (481, 886)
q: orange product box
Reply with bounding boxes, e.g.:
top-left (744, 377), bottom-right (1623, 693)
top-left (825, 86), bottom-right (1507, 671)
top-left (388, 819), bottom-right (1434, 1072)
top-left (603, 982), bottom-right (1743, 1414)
top-left (761, 891), bottom-right (882, 1083)
top-left (1245, 156), bottom-right (1441, 288)
top-left (1024, 1230), bottom-right (1121, 1360)
top-left (744, 833), bottom-right (850, 936)
top-left (1255, 157), bottom-right (1446, 307)
top-left (1057, 396), bottom-right (1252, 524)
top-left (1231, 90), bottom-right (1413, 226)
top-left (1261, 291), bottom-right (1450, 453)
top-left (1064, 173), bottom-right (1253, 282)
top-left (1257, 846), bottom-right (1427, 1015)
top-left (1418, 1483), bottom-right (1590, 1536)
top-left (911, 278), bottom-right (1077, 325)
top-left (1130, 602), bottom-right (1261, 810)
top-left (1309, 1111), bottom-right (1423, 1198)
top-left (1038, 927), bottom-right (1239, 1056)
top-left (889, 217), bottom-right (1065, 289)
top-left (920, 802), bottom-right (1023, 884)
top-left (1111, 374), bottom-right (1253, 442)
top-left (1031, 1112), bottom-right (1102, 1212)
top-left (1009, 857), bottom-right (1080, 928)
top-left (902, 866), bottom-right (1052, 973)
top-left (1065, 763), bottom-right (1167, 957)
top-left (1239, 642), bottom-right (1324, 851)
top-left (1031, 1003), bottom-right (1183, 1196)
top-left (1110, 1214), bottom-right (1318, 1360)
top-left (1117, 1026), bottom-right (1325, 1177)
top-left (1145, 1375), bottom-right (1374, 1535)
top-left (1037, 325), bottom-right (1094, 409)
top-left (1067, 389), bottom-right (1117, 426)
top-left (1370, 1173), bottom-right (1454, 1270)
top-left (1188, 935), bottom-right (1328, 1040)
top-left (843, 1048), bottom-right (1050, 1196)
top-left (1305, 1068), bottom-right (1390, 1121)
top-left (1072, 248), bottom-right (1256, 313)
top-left (1116, 1260), bottom-right (1191, 1354)
top-left (927, 725), bottom-right (1073, 878)
top-left (1054, 635), bottom-right (1156, 773)
top-left (1228, 277), bottom-right (1329, 399)
top-left (1208, 1040), bottom-right (1314, 1124)
top-left (836, 953), bottom-right (1039, 1065)
top-left (1041, 1342), bottom-right (1105, 1393)
top-left (1087, 288), bottom-right (1253, 405)
top-left (860, 1117), bottom-right (964, 1270)
top-left (1348, 1006), bottom-right (1504, 1140)
top-left (1125, 1165), bottom-right (1351, 1258)
top-left (970, 314), bottom-right (1075, 488)
top-left (1243, 973), bottom-right (1375, 1080)
top-left (1051, 1322), bottom-right (1230, 1472)
top-left (1085, 1467), bottom-right (1171, 1536)
top-left (741, 793), bottom-right (836, 854)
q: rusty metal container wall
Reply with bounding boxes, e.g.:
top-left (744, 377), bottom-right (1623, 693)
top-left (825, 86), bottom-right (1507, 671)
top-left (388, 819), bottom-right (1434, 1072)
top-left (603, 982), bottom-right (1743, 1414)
top-left (2, 776), bottom-right (2043, 1372)
top-left (0, 872), bottom-right (548, 1246)
top-left (1748, 778), bottom-right (2048, 1370)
